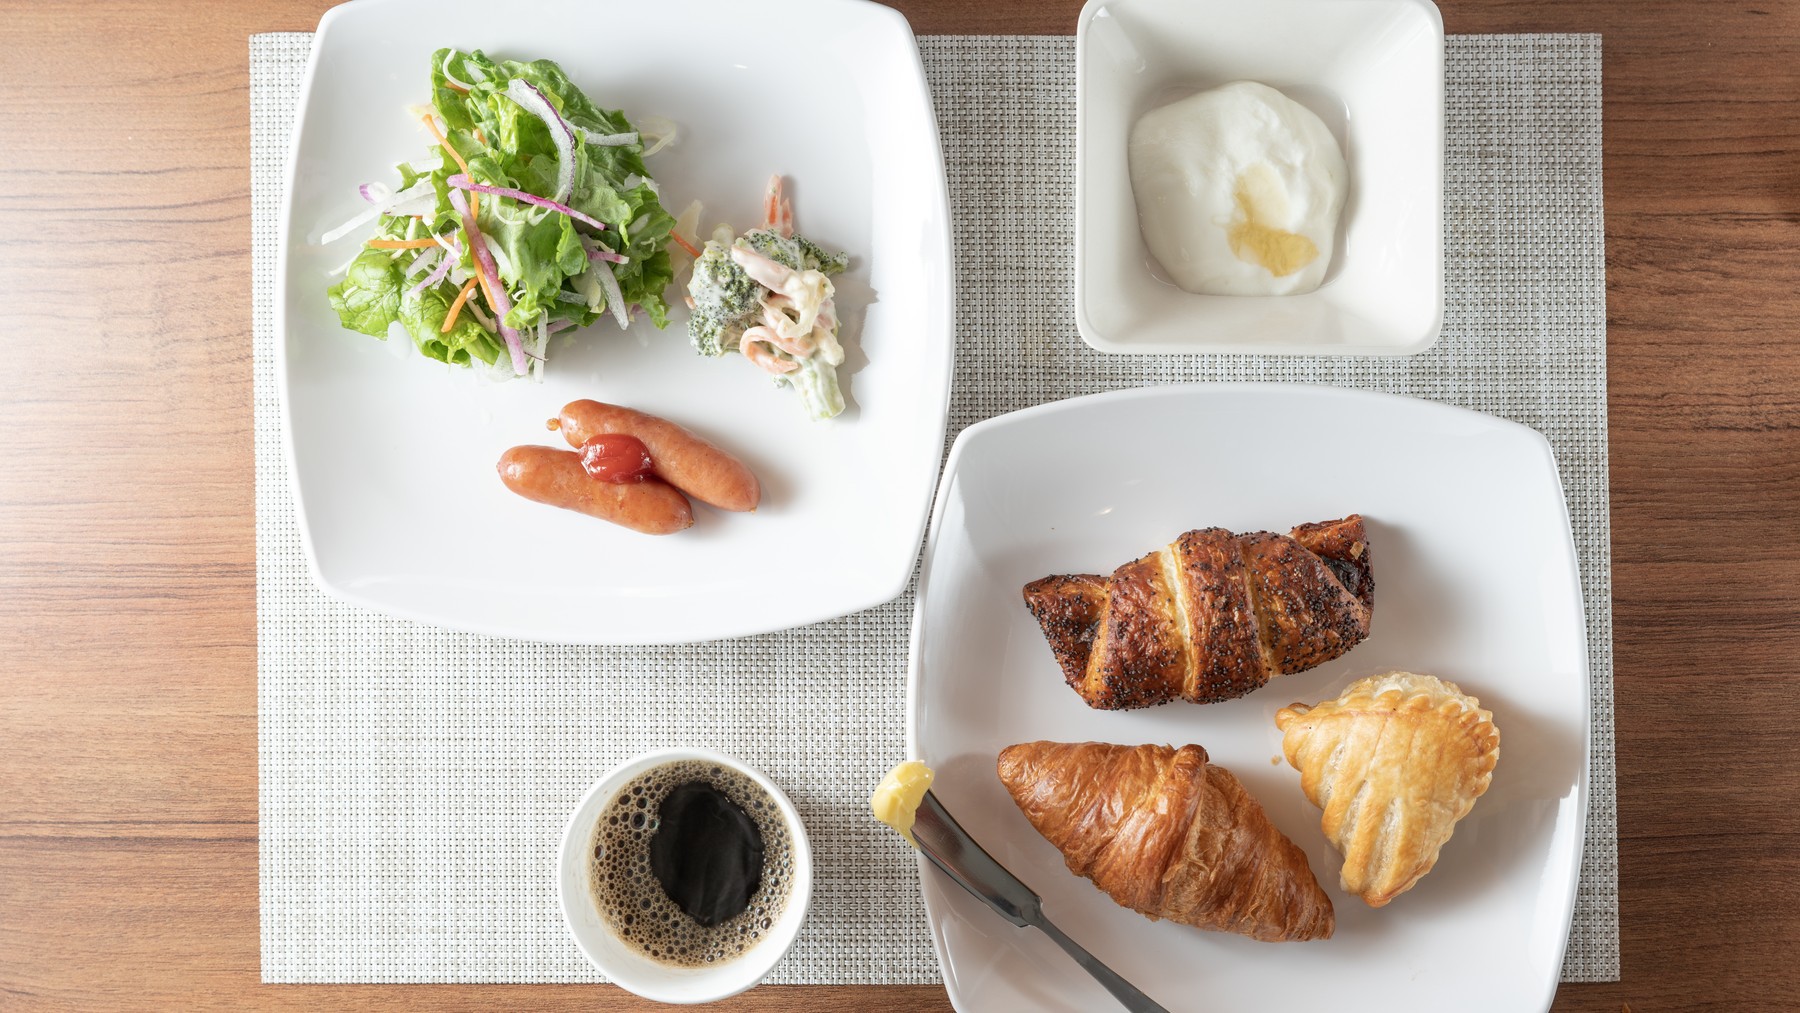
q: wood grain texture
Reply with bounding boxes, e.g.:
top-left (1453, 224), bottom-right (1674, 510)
top-left (2, 0), bottom-right (1797, 1009)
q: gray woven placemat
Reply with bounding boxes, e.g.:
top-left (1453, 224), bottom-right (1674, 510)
top-left (253, 33), bottom-right (1617, 984)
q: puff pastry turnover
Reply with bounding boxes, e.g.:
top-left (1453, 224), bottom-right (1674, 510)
top-left (1275, 671), bottom-right (1500, 907)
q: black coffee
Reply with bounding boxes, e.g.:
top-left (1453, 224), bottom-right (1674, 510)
top-left (588, 761), bottom-right (793, 967)
top-left (649, 781), bottom-right (764, 927)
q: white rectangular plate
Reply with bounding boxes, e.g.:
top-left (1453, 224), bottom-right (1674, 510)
top-left (278, 0), bottom-right (952, 644)
top-left (908, 385), bottom-right (1587, 1012)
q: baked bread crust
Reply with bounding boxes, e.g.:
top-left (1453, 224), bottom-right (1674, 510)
top-left (997, 740), bottom-right (1335, 942)
top-left (1022, 515), bottom-right (1373, 708)
top-left (1275, 671), bottom-right (1501, 907)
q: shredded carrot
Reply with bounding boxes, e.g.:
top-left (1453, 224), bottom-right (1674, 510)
top-left (466, 251), bottom-right (501, 329)
top-left (443, 80), bottom-right (469, 94)
top-left (420, 111), bottom-right (500, 311)
top-left (669, 231), bottom-right (702, 259)
top-left (440, 277), bottom-right (480, 333)
top-left (464, 241), bottom-right (502, 319)
top-left (474, 274), bottom-right (501, 325)
top-left (763, 175), bottom-right (782, 229)
top-left (420, 112), bottom-right (477, 218)
top-left (366, 237), bottom-right (443, 250)
top-left (417, 111), bottom-right (504, 313)
top-left (761, 175), bottom-right (794, 236)
top-left (474, 128), bottom-right (487, 146)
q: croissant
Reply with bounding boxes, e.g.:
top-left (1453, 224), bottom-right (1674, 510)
top-left (1275, 672), bottom-right (1500, 907)
top-left (997, 741), bottom-right (1334, 942)
top-left (1022, 515), bottom-right (1373, 708)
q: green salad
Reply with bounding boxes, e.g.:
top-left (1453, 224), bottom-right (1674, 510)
top-left (324, 48), bottom-right (677, 379)
top-left (687, 177), bottom-right (851, 420)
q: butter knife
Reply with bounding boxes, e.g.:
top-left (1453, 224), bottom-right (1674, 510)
top-left (911, 790), bottom-right (1170, 1013)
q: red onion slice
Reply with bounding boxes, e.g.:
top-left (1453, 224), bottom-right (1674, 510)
top-left (586, 246), bottom-right (629, 265)
top-left (403, 245), bottom-right (440, 279)
top-left (504, 78), bottom-right (576, 204)
top-left (576, 234), bottom-right (630, 329)
top-left (587, 252), bottom-right (629, 330)
top-left (446, 174), bottom-right (606, 233)
top-left (447, 188), bottom-right (527, 375)
top-left (406, 247), bottom-right (454, 299)
top-left (320, 178), bottom-right (434, 244)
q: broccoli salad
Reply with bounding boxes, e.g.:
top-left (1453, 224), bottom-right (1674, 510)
top-left (686, 176), bottom-right (851, 421)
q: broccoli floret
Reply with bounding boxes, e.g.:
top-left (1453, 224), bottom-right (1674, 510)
top-left (686, 240), bottom-right (760, 357)
top-left (738, 229), bottom-right (848, 276)
top-left (794, 234), bottom-right (849, 276)
top-left (773, 354), bottom-right (845, 421)
top-left (738, 229), bottom-right (802, 270)
top-left (688, 307), bottom-right (739, 359)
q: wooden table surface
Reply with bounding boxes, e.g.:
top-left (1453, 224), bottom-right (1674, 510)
top-left (3, 0), bottom-right (1796, 1009)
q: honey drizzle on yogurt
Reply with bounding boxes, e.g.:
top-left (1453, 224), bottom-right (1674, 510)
top-left (1226, 163), bottom-right (1319, 278)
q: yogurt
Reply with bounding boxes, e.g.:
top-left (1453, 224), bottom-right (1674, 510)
top-left (1128, 82), bottom-right (1347, 296)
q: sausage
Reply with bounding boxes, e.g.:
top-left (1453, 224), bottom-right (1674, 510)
top-left (497, 445), bottom-right (693, 535)
top-left (557, 400), bottom-right (761, 512)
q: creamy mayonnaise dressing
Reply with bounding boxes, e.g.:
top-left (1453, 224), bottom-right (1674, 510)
top-left (1128, 81), bottom-right (1347, 296)
top-left (731, 246), bottom-right (833, 341)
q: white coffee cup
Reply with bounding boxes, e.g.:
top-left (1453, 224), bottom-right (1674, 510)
top-left (557, 748), bottom-right (813, 1003)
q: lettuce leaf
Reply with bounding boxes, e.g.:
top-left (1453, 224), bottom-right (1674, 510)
top-left (325, 48), bottom-right (678, 378)
top-left (327, 248), bottom-right (403, 337)
top-left (403, 282), bottom-right (504, 366)
top-left (427, 48), bottom-right (676, 332)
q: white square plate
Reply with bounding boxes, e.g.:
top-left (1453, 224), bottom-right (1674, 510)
top-left (908, 385), bottom-right (1587, 1012)
top-left (1076, 0), bottom-right (1444, 355)
top-left (279, 0), bottom-right (952, 644)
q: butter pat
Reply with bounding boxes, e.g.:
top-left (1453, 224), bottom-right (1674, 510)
top-left (1128, 81), bottom-right (1347, 296)
top-left (869, 761), bottom-right (935, 847)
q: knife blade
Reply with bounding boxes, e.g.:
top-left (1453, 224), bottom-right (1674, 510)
top-left (911, 790), bottom-right (1171, 1013)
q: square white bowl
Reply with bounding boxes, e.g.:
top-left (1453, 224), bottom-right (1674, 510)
top-left (277, 0), bottom-right (953, 645)
top-left (1075, 0), bottom-right (1445, 355)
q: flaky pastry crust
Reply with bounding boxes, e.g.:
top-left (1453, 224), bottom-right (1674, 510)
top-left (1022, 516), bottom-right (1373, 709)
top-left (998, 741), bottom-right (1334, 941)
top-left (1275, 671), bottom-right (1500, 907)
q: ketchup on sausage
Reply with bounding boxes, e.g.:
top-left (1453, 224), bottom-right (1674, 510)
top-left (580, 434), bottom-right (655, 483)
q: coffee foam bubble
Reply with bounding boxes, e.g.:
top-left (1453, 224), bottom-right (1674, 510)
top-left (587, 760), bottom-right (794, 968)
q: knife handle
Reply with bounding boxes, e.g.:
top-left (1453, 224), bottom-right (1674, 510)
top-left (1032, 914), bottom-right (1171, 1013)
